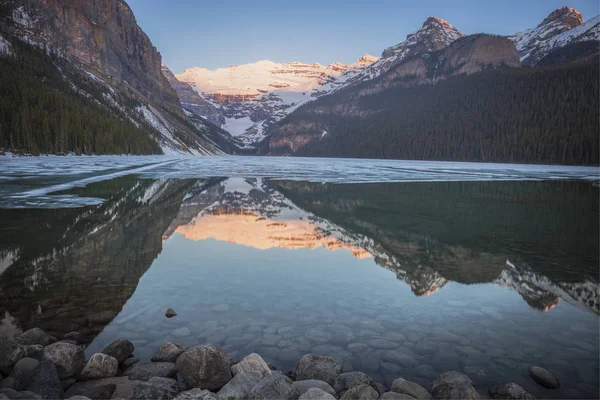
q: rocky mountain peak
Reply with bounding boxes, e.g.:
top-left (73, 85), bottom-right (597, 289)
top-left (405, 16), bottom-right (464, 52)
top-left (354, 53), bottom-right (379, 67)
top-left (539, 6), bottom-right (583, 28)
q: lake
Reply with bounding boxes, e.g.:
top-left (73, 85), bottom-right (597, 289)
top-left (0, 155), bottom-right (598, 399)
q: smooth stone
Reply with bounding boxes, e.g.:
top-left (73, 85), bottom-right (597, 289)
top-left (1, 378), bottom-right (22, 391)
top-left (382, 351), bottom-right (418, 367)
top-left (340, 384), bottom-right (379, 399)
top-left (296, 355), bottom-right (342, 386)
top-left (231, 353), bottom-right (271, 379)
top-left (391, 378), bottom-right (432, 400)
top-left (527, 366), bottom-right (560, 389)
top-left (217, 371), bottom-right (262, 400)
top-left (123, 362), bottom-right (177, 381)
top-left (15, 329), bottom-right (54, 347)
top-left (334, 372), bottom-right (379, 397)
top-left (42, 342), bottom-right (85, 379)
top-left (176, 345), bottom-right (232, 390)
top-left (305, 329), bottom-right (333, 343)
top-left (172, 327), bottom-right (191, 338)
top-left (101, 339), bottom-right (135, 363)
top-left (65, 397), bottom-right (91, 400)
top-left (0, 389), bottom-right (42, 399)
top-left (300, 387), bottom-right (337, 400)
top-left (122, 357), bottom-right (140, 370)
top-left (64, 381), bottom-right (116, 400)
top-left (367, 339), bottom-right (398, 350)
top-left (431, 371), bottom-right (481, 400)
top-left (293, 380), bottom-right (337, 398)
top-left (249, 374), bottom-right (299, 400)
top-left (165, 308), bottom-right (177, 318)
top-left (0, 340), bottom-right (26, 375)
top-left (61, 378), bottom-right (76, 391)
top-left (79, 353), bottom-right (118, 380)
top-left (173, 388), bottom-right (219, 400)
top-left (10, 358), bottom-right (40, 388)
top-left (380, 392), bottom-right (417, 399)
top-left (132, 377), bottom-right (179, 400)
top-left (152, 343), bottom-right (186, 363)
top-left (489, 383), bottom-right (535, 400)
top-left (22, 345), bottom-right (44, 362)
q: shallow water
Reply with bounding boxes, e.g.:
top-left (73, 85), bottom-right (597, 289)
top-left (0, 156), bottom-right (598, 398)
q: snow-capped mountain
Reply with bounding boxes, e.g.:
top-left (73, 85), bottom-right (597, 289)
top-left (173, 56), bottom-right (377, 148)
top-left (509, 6), bottom-right (600, 65)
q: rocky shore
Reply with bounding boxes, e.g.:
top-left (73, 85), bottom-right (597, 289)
top-left (1, 327), bottom-right (561, 400)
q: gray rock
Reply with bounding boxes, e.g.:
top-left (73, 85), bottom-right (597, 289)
top-left (24, 360), bottom-right (63, 400)
top-left (68, 377), bottom-right (138, 400)
top-left (80, 353), bottom-right (118, 380)
top-left (1, 378), bottom-right (22, 391)
top-left (300, 387), bottom-right (337, 400)
top-left (0, 389), bottom-right (42, 399)
top-left (527, 366), bottom-right (559, 389)
top-left (380, 393), bottom-right (417, 400)
top-left (0, 340), bottom-right (25, 375)
top-left (391, 378), bottom-right (432, 400)
top-left (217, 371), bottom-right (262, 400)
top-left (295, 355), bottom-right (342, 386)
top-left (101, 339), bottom-right (135, 363)
top-left (133, 377), bottom-right (179, 400)
top-left (121, 357), bottom-right (139, 370)
top-left (152, 343), bottom-right (186, 363)
top-left (62, 332), bottom-right (85, 345)
top-left (231, 353), bottom-right (271, 379)
top-left (334, 372), bottom-right (379, 397)
top-left (366, 339), bottom-right (398, 350)
top-left (166, 308), bottom-right (177, 318)
top-left (15, 329), bottom-right (54, 347)
top-left (431, 372), bottom-right (481, 400)
top-left (249, 374), bottom-right (299, 400)
top-left (42, 342), bottom-right (85, 379)
top-left (9, 358), bottom-right (39, 388)
top-left (489, 383), bottom-right (535, 400)
top-left (340, 384), bottom-right (379, 399)
top-left (176, 345), bottom-right (232, 390)
top-left (124, 362), bottom-right (177, 381)
top-left (64, 380), bottom-right (116, 400)
top-left (173, 388), bottom-right (219, 400)
top-left (65, 397), bottom-right (91, 400)
top-left (21, 346), bottom-right (43, 362)
top-left (293, 380), bottom-right (337, 398)
top-left (61, 378), bottom-right (76, 391)
top-left (172, 327), bottom-right (191, 338)
top-left (382, 350), bottom-right (419, 368)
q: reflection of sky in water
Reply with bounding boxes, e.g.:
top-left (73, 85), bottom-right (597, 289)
top-left (87, 234), bottom-right (599, 399)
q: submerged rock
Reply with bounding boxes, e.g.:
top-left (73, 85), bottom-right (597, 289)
top-left (152, 343), bottom-right (185, 363)
top-left (101, 339), bottom-right (135, 363)
top-left (231, 353), bottom-right (271, 379)
top-left (489, 383), bottom-right (535, 400)
top-left (391, 378), bottom-right (432, 400)
top-left (527, 366), bottom-right (560, 389)
top-left (176, 345), bottom-right (232, 390)
top-left (431, 371), bottom-right (481, 400)
top-left (165, 308), bottom-right (177, 318)
top-left (295, 355), bottom-right (342, 386)
top-left (42, 342), bottom-right (85, 379)
top-left (79, 354), bottom-right (118, 380)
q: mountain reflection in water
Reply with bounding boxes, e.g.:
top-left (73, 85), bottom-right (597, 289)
top-left (0, 176), bottom-right (598, 398)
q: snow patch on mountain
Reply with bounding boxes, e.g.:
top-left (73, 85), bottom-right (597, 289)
top-left (0, 34), bottom-right (12, 55)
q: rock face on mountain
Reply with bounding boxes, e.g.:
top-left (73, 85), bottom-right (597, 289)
top-left (3, 0), bottom-right (225, 154)
top-left (509, 6), bottom-right (600, 65)
top-left (172, 56), bottom-right (377, 148)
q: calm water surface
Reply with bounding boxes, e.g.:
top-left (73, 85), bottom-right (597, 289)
top-left (0, 156), bottom-right (598, 399)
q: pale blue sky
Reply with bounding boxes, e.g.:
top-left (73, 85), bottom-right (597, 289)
top-left (126, 0), bottom-right (599, 73)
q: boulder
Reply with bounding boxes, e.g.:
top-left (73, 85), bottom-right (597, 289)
top-left (24, 360), bottom-right (63, 400)
top-left (101, 339), bottom-right (134, 363)
top-left (334, 372), bottom-right (379, 397)
top-left (527, 366), bottom-right (560, 389)
top-left (431, 372), bottom-right (481, 400)
top-left (391, 378), bottom-right (432, 400)
top-left (0, 388), bottom-right (42, 399)
top-left (173, 388), bottom-right (219, 400)
top-left (61, 378), bottom-right (76, 391)
top-left (295, 355), bottom-right (342, 386)
top-left (249, 374), bottom-right (300, 400)
top-left (231, 353), bottom-right (271, 379)
top-left (132, 377), bottom-right (179, 400)
top-left (152, 343), bottom-right (185, 363)
top-left (21, 346), bottom-right (43, 362)
top-left (380, 393), bottom-right (418, 399)
top-left (1, 378), bottom-right (22, 391)
top-left (42, 342), bottom-right (85, 379)
top-left (489, 383), bottom-right (535, 400)
top-left (15, 329), bottom-right (54, 347)
top-left (217, 371), bottom-right (262, 400)
top-left (300, 387), bottom-right (337, 400)
top-left (79, 354), bottom-right (118, 380)
top-left (0, 340), bottom-right (25, 375)
top-left (340, 384), bottom-right (379, 399)
top-left (122, 357), bottom-right (139, 370)
top-left (165, 308), bottom-right (177, 318)
top-left (65, 397), bottom-right (91, 400)
top-left (293, 379), bottom-right (337, 398)
top-left (64, 381), bottom-right (116, 400)
top-left (62, 333), bottom-right (85, 345)
top-left (10, 358), bottom-right (40, 388)
top-left (176, 345), bottom-right (232, 390)
top-left (123, 362), bottom-right (177, 381)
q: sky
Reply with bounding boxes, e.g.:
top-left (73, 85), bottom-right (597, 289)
top-left (127, 0), bottom-right (600, 73)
